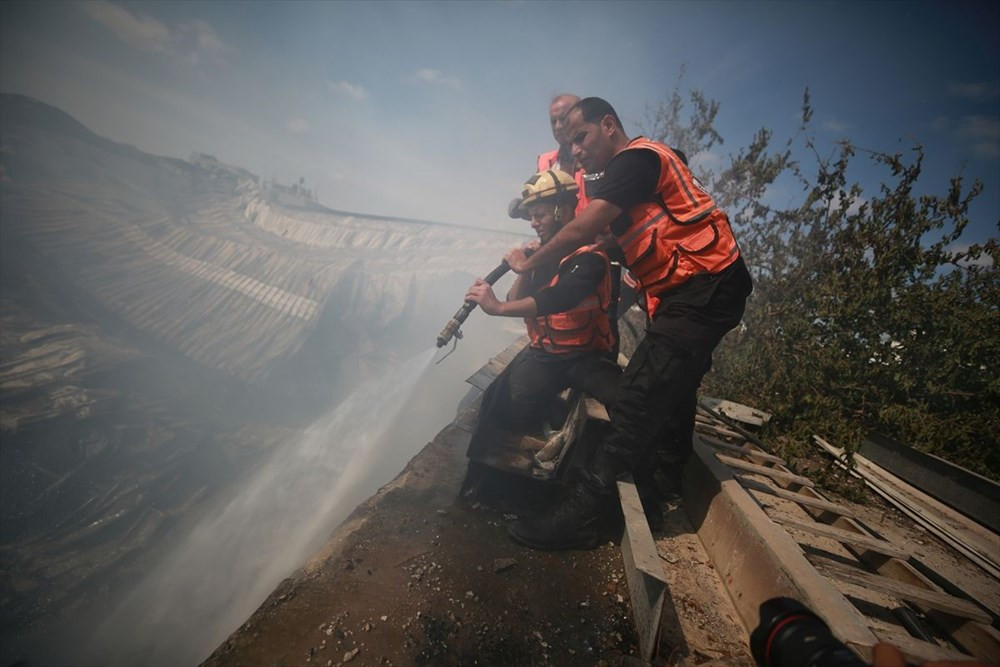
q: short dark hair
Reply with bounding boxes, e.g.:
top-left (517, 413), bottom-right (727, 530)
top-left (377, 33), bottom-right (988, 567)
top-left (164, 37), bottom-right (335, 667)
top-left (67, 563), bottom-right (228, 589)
top-left (570, 97), bottom-right (623, 131)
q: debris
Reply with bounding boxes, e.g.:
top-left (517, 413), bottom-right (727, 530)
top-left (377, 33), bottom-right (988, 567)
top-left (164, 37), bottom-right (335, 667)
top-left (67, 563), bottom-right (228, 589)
top-left (492, 558), bottom-right (516, 573)
top-left (343, 647), bottom-right (359, 662)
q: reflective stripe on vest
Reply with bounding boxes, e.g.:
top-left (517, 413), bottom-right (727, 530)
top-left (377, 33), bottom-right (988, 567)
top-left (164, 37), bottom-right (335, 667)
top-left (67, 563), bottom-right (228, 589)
top-left (525, 246), bottom-right (615, 354)
top-left (574, 168), bottom-right (589, 216)
top-left (613, 138), bottom-right (740, 312)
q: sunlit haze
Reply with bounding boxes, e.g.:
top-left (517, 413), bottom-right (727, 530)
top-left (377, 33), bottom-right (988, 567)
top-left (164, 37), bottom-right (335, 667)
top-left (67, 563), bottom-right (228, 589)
top-left (2, 0), bottom-right (997, 240)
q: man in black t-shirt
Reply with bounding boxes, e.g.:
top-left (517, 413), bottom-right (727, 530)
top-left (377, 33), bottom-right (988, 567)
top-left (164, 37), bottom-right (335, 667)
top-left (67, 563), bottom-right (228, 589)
top-left (506, 98), bottom-right (753, 550)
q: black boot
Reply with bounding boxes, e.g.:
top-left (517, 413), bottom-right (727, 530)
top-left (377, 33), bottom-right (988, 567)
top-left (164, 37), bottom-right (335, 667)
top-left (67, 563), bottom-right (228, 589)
top-left (508, 482), bottom-right (614, 551)
top-left (654, 463), bottom-right (683, 503)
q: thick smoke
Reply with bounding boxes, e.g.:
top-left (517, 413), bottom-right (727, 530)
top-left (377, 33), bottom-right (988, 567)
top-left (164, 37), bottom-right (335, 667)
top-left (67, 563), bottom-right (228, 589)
top-left (0, 93), bottom-right (527, 666)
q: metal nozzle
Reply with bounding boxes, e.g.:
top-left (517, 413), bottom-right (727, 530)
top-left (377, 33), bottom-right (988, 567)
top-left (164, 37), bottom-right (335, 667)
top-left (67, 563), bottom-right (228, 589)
top-left (436, 318), bottom-right (464, 348)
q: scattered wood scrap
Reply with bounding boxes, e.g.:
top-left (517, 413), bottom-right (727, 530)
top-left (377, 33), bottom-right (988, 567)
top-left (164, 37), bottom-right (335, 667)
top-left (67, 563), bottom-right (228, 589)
top-left (812, 435), bottom-right (1000, 581)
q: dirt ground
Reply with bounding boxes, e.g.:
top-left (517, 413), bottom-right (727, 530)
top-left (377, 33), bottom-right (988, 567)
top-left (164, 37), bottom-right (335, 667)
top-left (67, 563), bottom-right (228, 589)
top-left (201, 412), bottom-right (753, 667)
top-left (202, 406), bottom-right (997, 667)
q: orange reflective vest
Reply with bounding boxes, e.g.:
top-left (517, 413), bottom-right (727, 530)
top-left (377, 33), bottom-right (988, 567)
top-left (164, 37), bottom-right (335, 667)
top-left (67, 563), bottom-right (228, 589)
top-left (537, 149), bottom-right (590, 216)
top-left (537, 149), bottom-right (560, 172)
top-left (612, 138), bottom-right (740, 314)
top-left (525, 246), bottom-right (615, 354)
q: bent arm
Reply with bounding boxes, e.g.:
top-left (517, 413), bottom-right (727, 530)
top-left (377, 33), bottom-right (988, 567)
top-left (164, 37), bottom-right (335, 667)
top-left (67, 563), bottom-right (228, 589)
top-left (491, 296), bottom-right (538, 318)
top-left (507, 272), bottom-right (532, 301)
top-left (466, 279), bottom-right (538, 317)
top-left (510, 199), bottom-right (622, 273)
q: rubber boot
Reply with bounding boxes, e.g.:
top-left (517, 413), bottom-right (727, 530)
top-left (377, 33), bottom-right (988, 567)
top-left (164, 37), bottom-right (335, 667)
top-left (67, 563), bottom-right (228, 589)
top-left (654, 459), bottom-right (684, 504)
top-left (509, 444), bottom-right (625, 551)
top-left (507, 482), bottom-right (613, 550)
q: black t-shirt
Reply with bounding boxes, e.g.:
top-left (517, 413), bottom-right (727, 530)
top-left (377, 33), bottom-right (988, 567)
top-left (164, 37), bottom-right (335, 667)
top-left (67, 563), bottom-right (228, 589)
top-left (527, 251), bottom-right (606, 316)
top-left (590, 148), bottom-right (661, 236)
top-left (590, 144), bottom-right (751, 308)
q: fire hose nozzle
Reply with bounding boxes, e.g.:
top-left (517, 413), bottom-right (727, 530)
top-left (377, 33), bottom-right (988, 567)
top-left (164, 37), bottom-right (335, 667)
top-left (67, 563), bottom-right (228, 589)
top-left (436, 318), bottom-right (464, 348)
top-left (434, 258), bottom-right (513, 350)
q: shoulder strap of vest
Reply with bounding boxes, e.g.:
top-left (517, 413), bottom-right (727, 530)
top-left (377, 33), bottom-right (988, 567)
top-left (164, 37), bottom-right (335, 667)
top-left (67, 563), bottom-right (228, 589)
top-left (537, 148), bottom-right (560, 171)
top-left (563, 243), bottom-right (610, 263)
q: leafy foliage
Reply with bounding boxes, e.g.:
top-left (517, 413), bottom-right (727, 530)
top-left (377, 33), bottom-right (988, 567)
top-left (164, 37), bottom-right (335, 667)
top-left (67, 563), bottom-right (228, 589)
top-left (641, 82), bottom-right (1000, 479)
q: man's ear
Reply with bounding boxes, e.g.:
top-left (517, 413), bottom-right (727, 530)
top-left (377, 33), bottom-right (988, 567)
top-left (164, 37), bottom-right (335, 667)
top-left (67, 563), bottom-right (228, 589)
top-left (601, 115), bottom-right (616, 136)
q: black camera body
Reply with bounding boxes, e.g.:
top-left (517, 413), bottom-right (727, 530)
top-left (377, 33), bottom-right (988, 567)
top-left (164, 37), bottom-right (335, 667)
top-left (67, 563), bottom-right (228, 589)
top-left (750, 597), bottom-right (867, 667)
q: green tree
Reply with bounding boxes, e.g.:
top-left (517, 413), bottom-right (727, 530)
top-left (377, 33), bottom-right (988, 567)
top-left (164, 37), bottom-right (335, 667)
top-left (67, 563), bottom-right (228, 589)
top-left (641, 83), bottom-right (999, 479)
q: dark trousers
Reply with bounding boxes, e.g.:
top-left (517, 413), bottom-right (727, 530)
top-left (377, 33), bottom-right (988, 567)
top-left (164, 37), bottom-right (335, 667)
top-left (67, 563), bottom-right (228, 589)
top-left (601, 331), bottom-right (710, 475)
top-left (467, 345), bottom-right (620, 460)
top-left (590, 259), bottom-right (752, 489)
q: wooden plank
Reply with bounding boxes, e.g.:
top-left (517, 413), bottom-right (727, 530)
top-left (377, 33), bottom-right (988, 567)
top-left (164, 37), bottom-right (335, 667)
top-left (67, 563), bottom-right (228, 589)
top-left (853, 461), bottom-right (999, 570)
top-left (736, 475), bottom-right (861, 519)
top-left (699, 437), bottom-right (785, 465)
top-left (465, 369), bottom-right (495, 393)
top-left (697, 400), bottom-right (770, 451)
top-left (714, 454), bottom-right (815, 487)
top-left (872, 626), bottom-right (986, 665)
top-left (861, 433), bottom-right (1000, 533)
top-left (811, 557), bottom-right (992, 625)
top-left (694, 421), bottom-right (749, 443)
top-left (617, 478), bottom-right (666, 662)
top-left (772, 515), bottom-right (910, 560)
top-left (813, 436), bottom-right (1000, 580)
top-left (699, 396), bottom-right (771, 426)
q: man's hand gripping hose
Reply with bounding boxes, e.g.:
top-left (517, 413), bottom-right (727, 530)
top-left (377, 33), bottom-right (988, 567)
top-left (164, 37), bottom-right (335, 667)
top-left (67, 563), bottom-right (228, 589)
top-left (435, 260), bottom-right (511, 360)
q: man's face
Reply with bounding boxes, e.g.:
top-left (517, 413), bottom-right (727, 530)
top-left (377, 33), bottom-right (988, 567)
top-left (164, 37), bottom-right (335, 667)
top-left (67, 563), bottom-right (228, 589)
top-left (527, 202), bottom-right (562, 245)
top-left (549, 97), bottom-right (576, 146)
top-left (566, 110), bottom-right (615, 173)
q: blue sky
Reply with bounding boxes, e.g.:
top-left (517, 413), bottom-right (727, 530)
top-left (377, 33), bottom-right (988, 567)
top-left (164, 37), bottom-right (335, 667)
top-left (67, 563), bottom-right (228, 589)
top-left (2, 0), bottom-right (997, 244)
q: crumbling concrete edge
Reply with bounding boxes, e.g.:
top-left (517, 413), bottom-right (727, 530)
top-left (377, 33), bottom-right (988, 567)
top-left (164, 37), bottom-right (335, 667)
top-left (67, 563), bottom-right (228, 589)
top-left (683, 434), bottom-right (880, 660)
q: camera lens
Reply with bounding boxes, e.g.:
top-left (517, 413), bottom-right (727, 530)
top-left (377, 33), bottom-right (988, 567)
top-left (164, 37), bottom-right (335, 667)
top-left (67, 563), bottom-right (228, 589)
top-left (750, 597), bottom-right (867, 667)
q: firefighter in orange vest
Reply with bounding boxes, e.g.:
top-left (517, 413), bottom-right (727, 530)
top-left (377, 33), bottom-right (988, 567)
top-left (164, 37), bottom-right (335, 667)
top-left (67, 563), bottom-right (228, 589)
top-left (462, 169), bottom-right (621, 494)
top-left (532, 93), bottom-right (597, 217)
top-left (537, 93), bottom-right (579, 174)
top-left (506, 97), bottom-right (754, 550)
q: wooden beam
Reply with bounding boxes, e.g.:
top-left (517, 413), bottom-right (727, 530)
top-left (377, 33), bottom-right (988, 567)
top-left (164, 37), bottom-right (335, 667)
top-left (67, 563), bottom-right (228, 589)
top-left (694, 421), bottom-right (748, 442)
top-left (809, 436), bottom-right (1000, 663)
top-left (618, 479), bottom-right (666, 663)
top-left (699, 438), bottom-right (786, 465)
top-left (772, 515), bottom-right (910, 560)
top-left (736, 475), bottom-right (861, 519)
top-left (714, 454), bottom-right (815, 487)
top-left (812, 436), bottom-right (1000, 580)
top-left (699, 396), bottom-right (771, 426)
top-left (810, 557), bottom-right (992, 625)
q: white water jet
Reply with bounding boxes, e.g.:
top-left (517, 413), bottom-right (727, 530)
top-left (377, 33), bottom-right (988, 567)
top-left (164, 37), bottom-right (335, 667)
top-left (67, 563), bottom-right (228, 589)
top-left (88, 347), bottom-right (438, 667)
